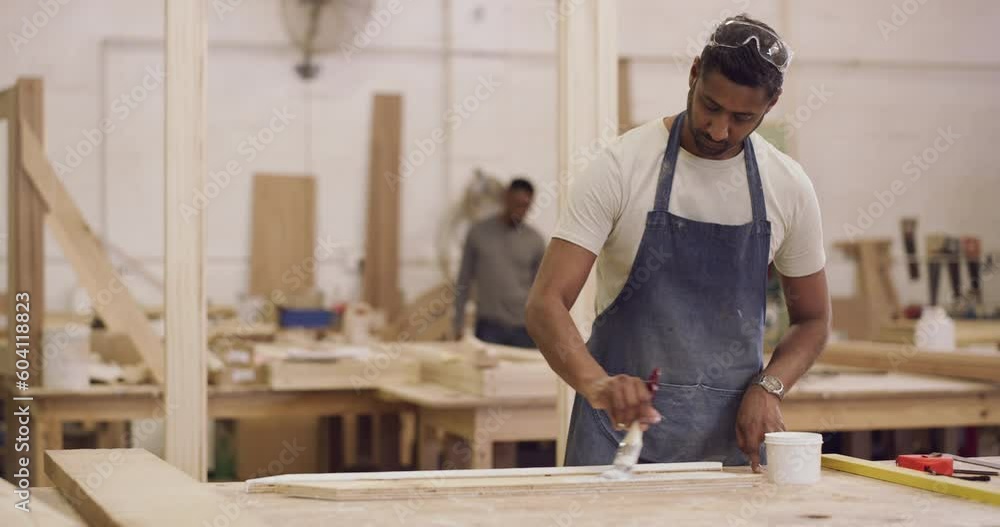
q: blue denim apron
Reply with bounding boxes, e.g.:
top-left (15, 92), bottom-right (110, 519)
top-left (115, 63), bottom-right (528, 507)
top-left (565, 112), bottom-right (770, 466)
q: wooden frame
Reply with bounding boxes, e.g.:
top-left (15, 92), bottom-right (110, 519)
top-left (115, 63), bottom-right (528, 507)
top-left (1, 77), bottom-right (169, 485)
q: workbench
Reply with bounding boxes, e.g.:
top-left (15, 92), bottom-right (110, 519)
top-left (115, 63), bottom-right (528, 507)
top-left (3, 384), bottom-right (407, 485)
top-left (24, 458), bottom-right (1000, 526)
top-left (378, 382), bottom-right (556, 469)
top-left (379, 369), bottom-right (1000, 469)
top-left (9, 369), bottom-right (999, 480)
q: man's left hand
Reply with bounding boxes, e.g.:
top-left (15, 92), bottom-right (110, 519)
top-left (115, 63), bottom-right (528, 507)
top-left (736, 385), bottom-right (786, 473)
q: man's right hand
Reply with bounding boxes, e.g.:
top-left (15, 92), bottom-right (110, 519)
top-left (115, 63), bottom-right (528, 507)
top-left (581, 374), bottom-right (662, 431)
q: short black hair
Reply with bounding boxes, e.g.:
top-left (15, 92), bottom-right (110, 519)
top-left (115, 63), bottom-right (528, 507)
top-left (508, 177), bottom-right (534, 194)
top-left (699, 14), bottom-right (784, 99)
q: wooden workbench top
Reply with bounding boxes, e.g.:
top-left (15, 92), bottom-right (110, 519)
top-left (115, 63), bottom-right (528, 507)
top-left (28, 458), bottom-right (1000, 526)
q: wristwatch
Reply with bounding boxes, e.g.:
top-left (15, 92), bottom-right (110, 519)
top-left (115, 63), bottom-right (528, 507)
top-left (753, 373), bottom-right (785, 400)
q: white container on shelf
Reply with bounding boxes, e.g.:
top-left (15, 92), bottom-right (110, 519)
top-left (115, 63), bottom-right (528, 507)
top-left (41, 323), bottom-right (92, 390)
top-left (765, 431), bottom-right (823, 485)
top-left (914, 305), bottom-right (956, 351)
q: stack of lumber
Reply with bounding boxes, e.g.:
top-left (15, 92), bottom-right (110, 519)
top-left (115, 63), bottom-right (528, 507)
top-left (398, 340), bottom-right (556, 398)
top-left (876, 319), bottom-right (1000, 346)
top-left (259, 341), bottom-right (420, 391)
top-left (818, 340), bottom-right (1000, 383)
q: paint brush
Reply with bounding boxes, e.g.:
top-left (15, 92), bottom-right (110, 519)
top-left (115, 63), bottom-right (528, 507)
top-left (602, 368), bottom-right (660, 480)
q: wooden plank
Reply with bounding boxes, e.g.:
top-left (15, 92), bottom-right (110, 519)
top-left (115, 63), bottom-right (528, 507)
top-left (381, 282), bottom-right (454, 341)
top-left (248, 460), bottom-right (722, 492)
top-left (20, 123), bottom-right (165, 383)
top-left (267, 356), bottom-right (419, 390)
top-left (164, 0), bottom-right (207, 479)
top-left (819, 340), bottom-right (1000, 382)
top-left (822, 454), bottom-right (1000, 506)
top-left (248, 174), bottom-right (316, 298)
top-left (618, 57), bottom-right (632, 133)
top-left (0, 476), bottom-right (82, 526)
top-left (45, 449), bottom-right (267, 526)
top-left (275, 470), bottom-right (757, 501)
top-left (378, 381), bottom-right (554, 409)
top-left (362, 94), bottom-right (403, 320)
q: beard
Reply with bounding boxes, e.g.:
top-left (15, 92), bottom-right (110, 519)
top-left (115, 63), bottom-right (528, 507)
top-left (685, 87), bottom-right (733, 157)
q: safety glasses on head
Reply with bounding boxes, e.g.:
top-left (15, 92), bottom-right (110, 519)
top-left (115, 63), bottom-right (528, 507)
top-left (706, 19), bottom-right (793, 73)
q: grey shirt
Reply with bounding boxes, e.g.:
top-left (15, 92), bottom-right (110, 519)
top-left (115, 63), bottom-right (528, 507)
top-left (454, 215), bottom-right (546, 334)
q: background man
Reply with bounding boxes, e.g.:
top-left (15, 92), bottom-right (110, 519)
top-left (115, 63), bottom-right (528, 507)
top-left (454, 178), bottom-right (546, 348)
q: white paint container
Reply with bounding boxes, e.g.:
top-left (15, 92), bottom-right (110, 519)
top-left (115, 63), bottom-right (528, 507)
top-left (764, 431), bottom-right (823, 485)
top-left (914, 305), bottom-right (956, 351)
top-left (41, 324), bottom-right (92, 391)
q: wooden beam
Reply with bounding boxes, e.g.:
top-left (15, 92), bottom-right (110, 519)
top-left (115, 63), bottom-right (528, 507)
top-left (618, 57), bottom-right (633, 133)
top-left (1, 476), bottom-right (81, 526)
top-left (555, 0), bottom-right (618, 466)
top-left (164, 0), bottom-right (207, 480)
top-left (819, 340), bottom-right (1000, 382)
top-left (6, 79), bottom-right (45, 381)
top-left (45, 449), bottom-right (267, 526)
top-left (19, 121), bottom-right (165, 383)
top-left (362, 93), bottom-right (404, 320)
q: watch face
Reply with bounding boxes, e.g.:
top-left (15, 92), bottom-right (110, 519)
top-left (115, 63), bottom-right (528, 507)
top-left (762, 376), bottom-right (782, 392)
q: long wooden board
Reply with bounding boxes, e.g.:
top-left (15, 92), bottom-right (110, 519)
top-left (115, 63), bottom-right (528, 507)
top-left (819, 340), bottom-right (1000, 383)
top-left (1, 476), bottom-right (81, 526)
top-left (45, 449), bottom-right (267, 526)
top-left (362, 94), bottom-right (403, 320)
top-left (822, 454), bottom-right (1000, 506)
top-left (247, 461), bottom-right (721, 492)
top-left (249, 174), bottom-right (316, 298)
top-left (21, 120), bottom-right (165, 383)
top-left (272, 464), bottom-right (755, 501)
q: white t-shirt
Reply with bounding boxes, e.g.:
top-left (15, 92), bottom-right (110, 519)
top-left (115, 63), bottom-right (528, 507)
top-left (553, 117), bottom-right (826, 315)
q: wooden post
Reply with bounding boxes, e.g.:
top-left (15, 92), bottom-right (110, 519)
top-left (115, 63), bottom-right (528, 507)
top-left (555, 0), bottom-right (618, 465)
top-left (3, 78), bottom-right (46, 484)
top-left (164, 0), bottom-right (207, 479)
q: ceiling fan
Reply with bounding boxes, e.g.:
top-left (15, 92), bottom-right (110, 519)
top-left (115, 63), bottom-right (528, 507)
top-left (281, 0), bottom-right (373, 80)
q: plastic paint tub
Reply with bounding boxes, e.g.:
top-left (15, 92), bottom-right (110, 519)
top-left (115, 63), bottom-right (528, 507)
top-left (764, 431), bottom-right (823, 485)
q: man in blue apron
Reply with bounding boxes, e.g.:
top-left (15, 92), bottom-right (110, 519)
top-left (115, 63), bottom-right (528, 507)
top-left (526, 15), bottom-right (830, 471)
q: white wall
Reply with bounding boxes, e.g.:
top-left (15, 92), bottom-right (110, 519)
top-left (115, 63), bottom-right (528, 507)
top-left (1, 0), bottom-right (998, 312)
